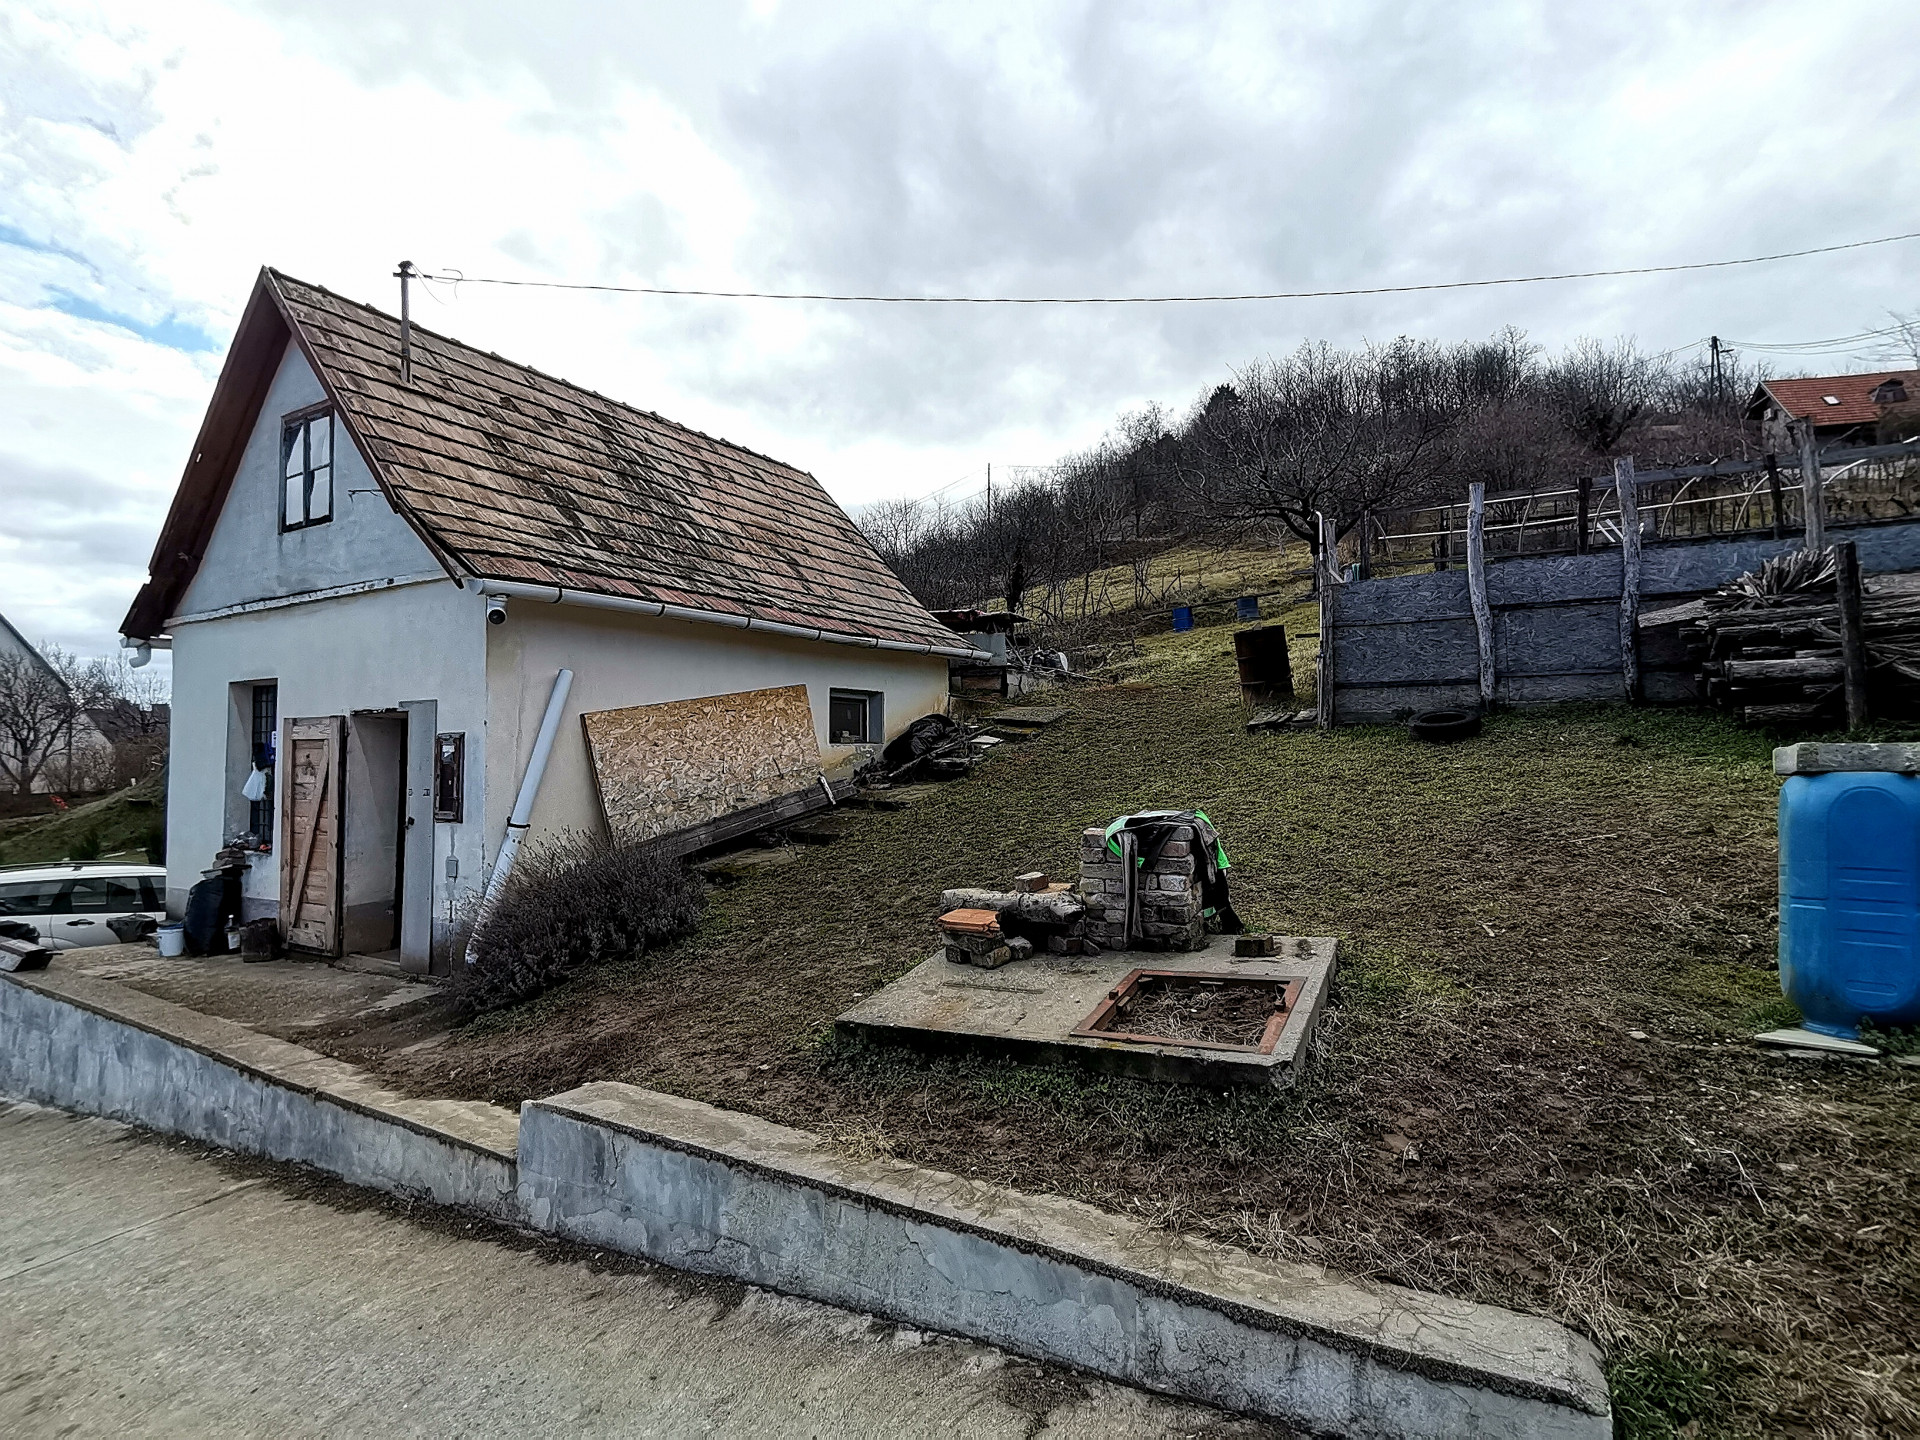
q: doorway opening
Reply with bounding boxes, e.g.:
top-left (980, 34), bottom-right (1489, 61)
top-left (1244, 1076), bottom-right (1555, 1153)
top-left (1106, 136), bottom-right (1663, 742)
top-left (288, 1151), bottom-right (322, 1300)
top-left (342, 711), bottom-right (408, 956)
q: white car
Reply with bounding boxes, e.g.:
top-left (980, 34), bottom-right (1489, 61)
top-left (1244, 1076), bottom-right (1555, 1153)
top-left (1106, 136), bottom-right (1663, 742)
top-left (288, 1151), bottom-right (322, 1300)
top-left (0, 862), bottom-right (167, 951)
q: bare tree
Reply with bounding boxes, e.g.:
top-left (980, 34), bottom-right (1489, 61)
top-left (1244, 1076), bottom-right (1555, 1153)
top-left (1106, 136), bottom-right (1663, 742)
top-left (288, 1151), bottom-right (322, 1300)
top-left (0, 644), bottom-right (115, 796)
top-left (1542, 338), bottom-right (1655, 551)
top-left (1883, 309), bottom-right (1920, 371)
top-left (1192, 339), bottom-right (1470, 567)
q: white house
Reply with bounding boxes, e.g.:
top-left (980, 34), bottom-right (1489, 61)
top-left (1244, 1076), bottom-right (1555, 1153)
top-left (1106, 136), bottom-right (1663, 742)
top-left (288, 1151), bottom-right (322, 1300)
top-left (121, 269), bottom-right (984, 974)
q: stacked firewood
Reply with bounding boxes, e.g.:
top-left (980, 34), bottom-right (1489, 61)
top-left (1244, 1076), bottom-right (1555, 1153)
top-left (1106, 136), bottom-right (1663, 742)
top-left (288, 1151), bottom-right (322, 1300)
top-left (1680, 550), bottom-right (1920, 723)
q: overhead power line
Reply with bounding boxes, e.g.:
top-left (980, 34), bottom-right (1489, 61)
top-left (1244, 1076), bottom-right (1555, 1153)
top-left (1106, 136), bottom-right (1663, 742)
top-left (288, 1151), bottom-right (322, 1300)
top-left (415, 228), bottom-right (1920, 306)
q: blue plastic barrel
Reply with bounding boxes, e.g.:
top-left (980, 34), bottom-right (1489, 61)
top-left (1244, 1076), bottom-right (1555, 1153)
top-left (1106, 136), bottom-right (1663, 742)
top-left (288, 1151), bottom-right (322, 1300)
top-left (1779, 770), bottom-right (1920, 1038)
top-left (1171, 606), bottom-right (1193, 632)
top-left (1235, 595), bottom-right (1260, 621)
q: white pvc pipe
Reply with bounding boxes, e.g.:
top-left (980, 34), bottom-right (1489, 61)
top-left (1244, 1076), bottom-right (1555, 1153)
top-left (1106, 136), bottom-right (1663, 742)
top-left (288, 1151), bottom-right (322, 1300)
top-left (476, 579), bottom-right (994, 664)
top-left (465, 667), bottom-right (573, 967)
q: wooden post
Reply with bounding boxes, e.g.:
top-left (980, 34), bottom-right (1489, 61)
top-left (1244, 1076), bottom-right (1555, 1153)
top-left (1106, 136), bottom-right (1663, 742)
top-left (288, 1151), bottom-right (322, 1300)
top-left (1575, 476), bottom-right (1591, 555)
top-left (1616, 456), bottom-right (1641, 702)
top-left (1466, 483), bottom-right (1495, 709)
top-left (1798, 419), bottom-right (1824, 551)
top-left (1765, 453), bottom-right (1785, 539)
top-left (1835, 539), bottom-right (1869, 730)
top-left (1316, 513), bottom-right (1338, 728)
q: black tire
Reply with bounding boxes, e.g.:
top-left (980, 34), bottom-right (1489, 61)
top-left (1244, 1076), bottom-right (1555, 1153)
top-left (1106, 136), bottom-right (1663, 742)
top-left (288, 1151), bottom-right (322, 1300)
top-left (1408, 708), bottom-right (1482, 743)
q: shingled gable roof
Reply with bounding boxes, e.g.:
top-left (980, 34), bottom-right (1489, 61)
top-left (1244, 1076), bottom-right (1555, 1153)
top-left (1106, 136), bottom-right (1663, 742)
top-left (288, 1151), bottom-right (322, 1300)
top-left (122, 268), bottom-right (973, 658)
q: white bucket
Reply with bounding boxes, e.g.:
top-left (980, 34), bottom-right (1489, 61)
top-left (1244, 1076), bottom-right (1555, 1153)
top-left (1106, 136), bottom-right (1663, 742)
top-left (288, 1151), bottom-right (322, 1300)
top-left (156, 923), bottom-right (186, 958)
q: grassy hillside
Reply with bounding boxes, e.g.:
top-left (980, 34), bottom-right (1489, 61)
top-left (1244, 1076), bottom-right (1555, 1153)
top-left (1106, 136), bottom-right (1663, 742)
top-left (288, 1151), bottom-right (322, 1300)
top-left (0, 770), bottom-right (166, 868)
top-left (338, 557), bottom-right (1919, 1438)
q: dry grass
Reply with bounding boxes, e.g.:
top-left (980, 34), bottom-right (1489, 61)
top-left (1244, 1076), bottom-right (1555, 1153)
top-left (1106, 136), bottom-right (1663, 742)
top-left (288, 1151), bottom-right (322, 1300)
top-left (331, 561), bottom-right (1920, 1439)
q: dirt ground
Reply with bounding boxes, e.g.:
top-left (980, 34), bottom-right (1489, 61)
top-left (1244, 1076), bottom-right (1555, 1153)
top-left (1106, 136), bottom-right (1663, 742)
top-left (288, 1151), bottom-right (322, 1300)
top-left (321, 599), bottom-right (1920, 1439)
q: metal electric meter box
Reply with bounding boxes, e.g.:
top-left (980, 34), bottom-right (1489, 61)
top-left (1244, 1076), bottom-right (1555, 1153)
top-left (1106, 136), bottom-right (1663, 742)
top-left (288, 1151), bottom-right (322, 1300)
top-left (1775, 744), bottom-right (1920, 1039)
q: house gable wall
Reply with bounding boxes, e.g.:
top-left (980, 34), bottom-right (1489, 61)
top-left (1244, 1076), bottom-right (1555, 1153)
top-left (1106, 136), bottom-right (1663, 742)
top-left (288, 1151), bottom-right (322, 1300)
top-left (174, 339), bottom-right (442, 619)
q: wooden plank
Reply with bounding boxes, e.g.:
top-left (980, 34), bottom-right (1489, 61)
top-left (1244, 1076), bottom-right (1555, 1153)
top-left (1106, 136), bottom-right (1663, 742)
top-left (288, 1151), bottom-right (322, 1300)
top-left (1834, 539), bottom-right (1869, 730)
top-left (582, 685), bottom-right (823, 844)
top-left (1466, 483), bottom-right (1495, 707)
top-left (1616, 456), bottom-right (1642, 702)
top-left (1798, 419), bottom-right (1824, 551)
top-left (280, 715), bottom-right (344, 955)
top-left (653, 778), bottom-right (855, 858)
top-left (1316, 515), bottom-right (1337, 728)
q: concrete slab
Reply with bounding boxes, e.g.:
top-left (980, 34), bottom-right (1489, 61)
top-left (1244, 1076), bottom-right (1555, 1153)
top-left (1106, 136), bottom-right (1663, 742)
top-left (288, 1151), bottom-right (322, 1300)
top-left (60, 943), bottom-right (445, 1040)
top-left (836, 936), bottom-right (1337, 1087)
top-left (1755, 1026), bottom-right (1882, 1056)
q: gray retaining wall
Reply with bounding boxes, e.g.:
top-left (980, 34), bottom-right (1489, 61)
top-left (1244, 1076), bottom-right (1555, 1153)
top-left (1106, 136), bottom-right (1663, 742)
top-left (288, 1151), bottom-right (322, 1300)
top-left (1332, 518), bottom-right (1920, 723)
top-left (0, 967), bottom-right (521, 1219)
top-left (3, 966), bottom-right (1611, 1435)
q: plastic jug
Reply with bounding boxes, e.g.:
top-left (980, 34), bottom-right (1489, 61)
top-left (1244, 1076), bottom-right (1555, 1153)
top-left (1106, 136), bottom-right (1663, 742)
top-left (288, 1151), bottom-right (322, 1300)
top-left (1777, 745), bottom-right (1920, 1039)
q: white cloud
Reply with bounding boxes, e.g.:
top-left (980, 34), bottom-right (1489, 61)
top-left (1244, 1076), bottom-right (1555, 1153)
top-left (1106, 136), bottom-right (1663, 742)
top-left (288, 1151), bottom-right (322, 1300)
top-left (1, 0), bottom-right (1918, 660)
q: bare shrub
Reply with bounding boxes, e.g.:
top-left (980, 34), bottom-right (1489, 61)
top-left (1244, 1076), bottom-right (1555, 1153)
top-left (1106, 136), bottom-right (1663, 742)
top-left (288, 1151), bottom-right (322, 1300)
top-left (455, 830), bottom-right (705, 1013)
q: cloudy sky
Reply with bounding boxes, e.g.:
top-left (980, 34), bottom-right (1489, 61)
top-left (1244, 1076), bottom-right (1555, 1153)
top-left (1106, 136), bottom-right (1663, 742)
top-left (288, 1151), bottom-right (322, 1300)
top-left (3, 0), bottom-right (1917, 672)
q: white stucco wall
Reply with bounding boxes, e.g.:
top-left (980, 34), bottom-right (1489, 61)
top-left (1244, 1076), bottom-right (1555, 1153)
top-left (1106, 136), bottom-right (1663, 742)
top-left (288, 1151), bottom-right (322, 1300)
top-left (175, 338), bottom-right (442, 618)
top-left (165, 580), bottom-right (489, 934)
top-left (483, 604), bottom-right (951, 852)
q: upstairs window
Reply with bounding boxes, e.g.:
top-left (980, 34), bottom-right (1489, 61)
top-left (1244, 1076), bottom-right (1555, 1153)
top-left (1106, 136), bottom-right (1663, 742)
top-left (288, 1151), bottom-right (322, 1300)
top-left (282, 408), bottom-right (334, 530)
top-left (1874, 379), bottom-right (1909, 405)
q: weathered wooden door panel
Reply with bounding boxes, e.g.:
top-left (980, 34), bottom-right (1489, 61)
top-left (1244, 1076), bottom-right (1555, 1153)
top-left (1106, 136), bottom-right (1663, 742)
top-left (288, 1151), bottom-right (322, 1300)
top-left (280, 715), bottom-right (344, 954)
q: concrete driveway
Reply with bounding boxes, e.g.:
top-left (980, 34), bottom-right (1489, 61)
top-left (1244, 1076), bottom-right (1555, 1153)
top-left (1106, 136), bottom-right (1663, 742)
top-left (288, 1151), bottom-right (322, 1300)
top-left (0, 1101), bottom-right (1276, 1438)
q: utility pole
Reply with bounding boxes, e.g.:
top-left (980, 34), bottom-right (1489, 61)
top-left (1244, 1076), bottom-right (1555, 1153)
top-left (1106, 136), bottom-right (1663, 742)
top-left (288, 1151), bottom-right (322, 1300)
top-left (1708, 336), bottom-right (1722, 410)
top-left (394, 259), bottom-right (416, 385)
top-left (985, 462), bottom-right (992, 522)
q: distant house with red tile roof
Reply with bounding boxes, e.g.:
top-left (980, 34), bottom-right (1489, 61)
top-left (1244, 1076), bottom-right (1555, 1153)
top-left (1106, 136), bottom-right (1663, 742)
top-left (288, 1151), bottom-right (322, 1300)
top-left (1746, 370), bottom-right (1919, 450)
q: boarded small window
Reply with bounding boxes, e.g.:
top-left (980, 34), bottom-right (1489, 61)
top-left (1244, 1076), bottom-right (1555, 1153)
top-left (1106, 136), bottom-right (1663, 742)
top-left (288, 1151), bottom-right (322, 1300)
top-left (282, 409), bottom-right (334, 529)
top-left (828, 689), bottom-right (882, 745)
top-left (434, 733), bottom-right (465, 822)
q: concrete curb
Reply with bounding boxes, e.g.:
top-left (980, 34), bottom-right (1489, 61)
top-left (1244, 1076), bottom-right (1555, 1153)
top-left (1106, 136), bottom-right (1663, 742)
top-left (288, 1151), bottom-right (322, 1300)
top-left (3, 966), bottom-right (1611, 1435)
top-left (520, 1082), bottom-right (1609, 1438)
top-left (0, 968), bottom-right (519, 1219)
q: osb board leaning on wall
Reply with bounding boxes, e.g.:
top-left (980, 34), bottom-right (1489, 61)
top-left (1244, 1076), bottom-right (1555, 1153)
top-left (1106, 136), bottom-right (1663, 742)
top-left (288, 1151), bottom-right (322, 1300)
top-left (581, 685), bottom-right (822, 842)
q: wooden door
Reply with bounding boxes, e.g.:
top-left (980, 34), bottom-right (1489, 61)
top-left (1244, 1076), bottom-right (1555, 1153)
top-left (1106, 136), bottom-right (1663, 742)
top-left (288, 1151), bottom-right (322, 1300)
top-left (280, 715), bottom-right (344, 954)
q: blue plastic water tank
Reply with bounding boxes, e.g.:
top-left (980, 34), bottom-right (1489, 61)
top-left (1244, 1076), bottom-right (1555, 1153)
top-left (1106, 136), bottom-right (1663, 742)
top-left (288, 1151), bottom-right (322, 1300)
top-left (1171, 606), bottom-right (1194, 632)
top-left (1779, 770), bottom-right (1920, 1038)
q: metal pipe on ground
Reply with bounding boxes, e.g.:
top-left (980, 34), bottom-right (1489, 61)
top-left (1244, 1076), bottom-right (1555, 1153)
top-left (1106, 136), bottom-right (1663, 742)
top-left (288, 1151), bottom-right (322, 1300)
top-left (465, 667), bottom-right (573, 968)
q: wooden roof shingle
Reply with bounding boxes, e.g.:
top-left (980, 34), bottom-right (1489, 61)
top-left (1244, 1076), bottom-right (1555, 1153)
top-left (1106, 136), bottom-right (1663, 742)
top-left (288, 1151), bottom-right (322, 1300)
top-left (122, 268), bottom-right (968, 656)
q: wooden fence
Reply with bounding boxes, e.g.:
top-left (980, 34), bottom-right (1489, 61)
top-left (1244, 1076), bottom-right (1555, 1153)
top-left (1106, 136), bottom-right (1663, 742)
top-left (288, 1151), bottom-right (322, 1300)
top-left (1320, 483), bottom-right (1920, 725)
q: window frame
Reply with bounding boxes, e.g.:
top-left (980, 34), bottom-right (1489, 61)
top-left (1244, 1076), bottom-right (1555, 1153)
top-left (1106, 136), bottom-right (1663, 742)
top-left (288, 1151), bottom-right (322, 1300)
top-left (280, 404), bottom-right (336, 532)
top-left (249, 682), bottom-right (278, 848)
top-left (827, 688), bottom-right (883, 746)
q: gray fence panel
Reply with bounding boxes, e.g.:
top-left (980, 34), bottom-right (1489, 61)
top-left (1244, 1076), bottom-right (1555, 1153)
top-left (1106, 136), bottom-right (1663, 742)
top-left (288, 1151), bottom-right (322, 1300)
top-left (1327, 517), bottom-right (1920, 723)
top-left (1334, 681), bottom-right (1480, 724)
top-left (1496, 603), bottom-right (1618, 678)
top-left (1486, 553), bottom-right (1623, 607)
top-left (1337, 569), bottom-right (1469, 624)
top-left (1333, 617), bottom-right (1479, 685)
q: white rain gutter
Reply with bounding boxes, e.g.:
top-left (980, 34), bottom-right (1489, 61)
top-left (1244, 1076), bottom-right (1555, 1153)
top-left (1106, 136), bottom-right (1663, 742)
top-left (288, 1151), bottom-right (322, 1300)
top-left (465, 666), bottom-right (573, 969)
top-left (476, 579), bottom-right (995, 664)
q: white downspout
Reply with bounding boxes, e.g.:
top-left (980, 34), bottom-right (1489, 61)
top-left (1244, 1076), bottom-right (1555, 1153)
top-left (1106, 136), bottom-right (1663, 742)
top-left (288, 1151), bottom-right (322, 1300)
top-left (465, 667), bottom-right (573, 968)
